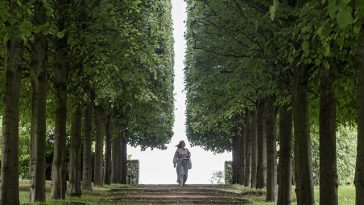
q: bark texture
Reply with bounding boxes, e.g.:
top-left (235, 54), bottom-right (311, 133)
top-left (355, 16), bottom-right (364, 205)
top-left (232, 130), bottom-right (239, 184)
top-left (68, 103), bottom-right (83, 196)
top-left (244, 110), bottom-right (252, 187)
top-left (51, 84), bottom-right (67, 199)
top-left (94, 106), bottom-right (104, 186)
top-left (293, 68), bottom-right (314, 205)
top-left (265, 98), bottom-right (277, 202)
top-left (121, 136), bottom-right (128, 184)
top-left (51, 0), bottom-right (69, 199)
top-left (277, 105), bottom-right (293, 205)
top-left (29, 0), bottom-right (47, 201)
top-left (251, 111), bottom-right (258, 188)
top-left (0, 38), bottom-right (22, 205)
top-left (104, 111), bottom-right (112, 185)
top-left (82, 100), bottom-right (93, 190)
top-left (319, 68), bottom-right (338, 205)
top-left (112, 135), bottom-right (122, 183)
top-left (238, 118), bottom-right (246, 185)
top-left (256, 101), bottom-right (267, 189)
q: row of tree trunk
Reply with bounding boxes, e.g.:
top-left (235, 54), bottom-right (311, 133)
top-left (230, 69), bottom-right (337, 205)
top-left (229, 2), bottom-right (349, 205)
top-left (31, 94), bottom-right (130, 201)
top-left (0, 0), bottom-right (129, 203)
top-left (230, 2), bottom-right (364, 205)
top-left (231, 102), bottom-right (275, 200)
top-left (67, 103), bottom-right (129, 196)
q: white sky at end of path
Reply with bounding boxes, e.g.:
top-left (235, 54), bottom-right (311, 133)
top-left (127, 0), bottom-right (231, 185)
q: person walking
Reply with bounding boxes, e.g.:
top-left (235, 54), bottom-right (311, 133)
top-left (173, 140), bottom-right (191, 186)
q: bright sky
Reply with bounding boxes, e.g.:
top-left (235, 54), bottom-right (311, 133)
top-left (127, 0), bottom-right (231, 184)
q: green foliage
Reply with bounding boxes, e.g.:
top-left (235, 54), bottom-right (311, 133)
top-left (327, 0), bottom-right (355, 28)
top-left (19, 125), bottom-right (31, 180)
top-left (185, 0), bottom-right (360, 155)
top-left (185, 0), bottom-right (277, 152)
top-left (0, 0), bottom-right (175, 194)
top-left (269, 0), bottom-right (279, 20)
top-left (359, 0), bottom-right (364, 16)
top-left (224, 161), bottom-right (233, 184)
top-left (126, 160), bottom-right (139, 185)
top-left (209, 170), bottom-right (224, 184)
top-left (311, 125), bottom-right (357, 185)
top-left (57, 0), bottom-right (174, 149)
top-left (336, 127), bottom-right (357, 185)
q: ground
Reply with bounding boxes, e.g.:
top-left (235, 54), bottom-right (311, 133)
top-left (19, 182), bottom-right (355, 205)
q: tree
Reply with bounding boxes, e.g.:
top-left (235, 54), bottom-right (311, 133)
top-left (185, 1), bottom-right (277, 194)
top-left (0, 0), bottom-right (175, 202)
top-left (29, 0), bottom-right (48, 202)
top-left (256, 100), bottom-right (267, 189)
top-left (355, 1), bottom-right (364, 204)
top-left (82, 96), bottom-right (93, 190)
top-left (265, 97), bottom-right (277, 201)
top-left (94, 105), bottom-right (104, 186)
top-left (277, 103), bottom-right (293, 205)
top-left (0, 1), bottom-right (24, 203)
top-left (67, 101), bottom-right (82, 196)
top-left (104, 109), bottom-right (112, 185)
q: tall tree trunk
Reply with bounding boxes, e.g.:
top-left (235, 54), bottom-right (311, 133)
top-left (319, 66), bottom-right (338, 205)
top-left (104, 111), bottom-right (112, 185)
top-left (112, 135), bottom-right (122, 183)
top-left (244, 110), bottom-right (252, 187)
top-left (0, 39), bottom-right (22, 205)
top-left (51, 0), bottom-right (69, 199)
top-left (94, 106), bottom-right (104, 186)
top-left (82, 100), bottom-right (93, 190)
top-left (355, 16), bottom-right (364, 205)
top-left (29, 0), bottom-right (47, 202)
top-left (293, 67), bottom-right (314, 205)
top-left (51, 84), bottom-right (67, 199)
top-left (238, 117), bottom-right (246, 185)
top-left (251, 111), bottom-right (258, 188)
top-left (232, 130), bottom-right (239, 184)
top-left (277, 104), bottom-right (293, 205)
top-left (266, 98), bottom-right (277, 201)
top-left (68, 102), bottom-right (83, 196)
top-left (121, 136), bottom-right (128, 184)
top-left (256, 101), bottom-right (267, 189)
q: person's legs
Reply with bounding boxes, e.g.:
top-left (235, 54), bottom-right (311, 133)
top-left (183, 174), bottom-right (187, 185)
top-left (176, 165), bottom-right (181, 184)
top-left (183, 165), bottom-right (188, 185)
top-left (179, 174), bottom-right (184, 186)
top-left (179, 169), bottom-right (185, 186)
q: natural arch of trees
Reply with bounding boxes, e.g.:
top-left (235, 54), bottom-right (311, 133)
top-left (1, 0), bottom-right (364, 205)
top-left (185, 0), bottom-right (363, 205)
top-left (0, 0), bottom-right (174, 204)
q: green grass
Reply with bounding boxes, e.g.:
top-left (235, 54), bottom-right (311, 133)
top-left (337, 186), bottom-right (355, 205)
top-left (20, 182), bottom-right (112, 205)
top-left (21, 191), bottom-right (109, 205)
top-left (232, 185), bottom-right (355, 205)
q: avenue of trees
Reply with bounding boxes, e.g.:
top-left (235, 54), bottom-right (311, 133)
top-left (185, 0), bottom-right (363, 205)
top-left (0, 0), bottom-right (174, 204)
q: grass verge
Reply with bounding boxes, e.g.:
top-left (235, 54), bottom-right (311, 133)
top-left (233, 185), bottom-right (355, 205)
